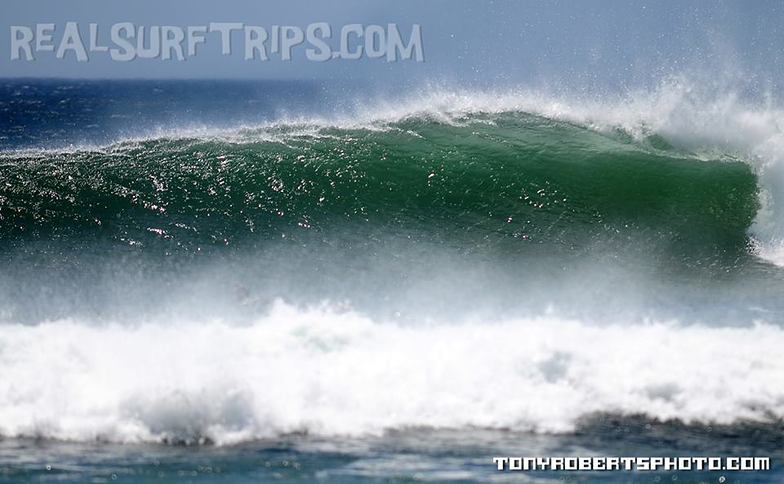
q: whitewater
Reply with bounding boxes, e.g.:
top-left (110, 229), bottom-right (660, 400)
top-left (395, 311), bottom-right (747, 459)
top-left (1, 302), bottom-right (783, 445)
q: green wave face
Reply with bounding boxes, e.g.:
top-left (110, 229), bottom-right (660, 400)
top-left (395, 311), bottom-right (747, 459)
top-left (0, 112), bottom-right (767, 323)
top-left (0, 112), bottom-right (758, 256)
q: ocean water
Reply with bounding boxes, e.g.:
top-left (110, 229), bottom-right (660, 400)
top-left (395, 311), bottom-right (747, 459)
top-left (0, 79), bottom-right (783, 482)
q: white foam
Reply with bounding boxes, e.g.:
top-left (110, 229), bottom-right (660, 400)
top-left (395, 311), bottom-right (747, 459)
top-left (1, 301), bottom-right (781, 445)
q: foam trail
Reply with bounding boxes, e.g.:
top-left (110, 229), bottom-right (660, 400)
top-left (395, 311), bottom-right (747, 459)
top-left (1, 301), bottom-right (782, 445)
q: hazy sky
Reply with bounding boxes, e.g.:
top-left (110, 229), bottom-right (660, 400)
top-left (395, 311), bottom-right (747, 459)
top-left (1, 0), bottom-right (783, 92)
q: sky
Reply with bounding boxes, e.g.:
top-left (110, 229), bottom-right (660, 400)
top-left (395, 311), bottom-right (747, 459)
top-left (0, 0), bottom-right (783, 93)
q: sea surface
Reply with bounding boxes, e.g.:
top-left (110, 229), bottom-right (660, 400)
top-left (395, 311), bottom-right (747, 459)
top-left (0, 79), bottom-right (782, 482)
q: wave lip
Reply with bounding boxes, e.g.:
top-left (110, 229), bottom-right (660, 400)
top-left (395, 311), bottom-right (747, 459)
top-left (1, 302), bottom-right (782, 445)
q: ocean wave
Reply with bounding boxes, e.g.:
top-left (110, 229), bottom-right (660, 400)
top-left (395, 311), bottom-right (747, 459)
top-left (0, 92), bottom-right (758, 259)
top-left (2, 80), bottom-right (784, 446)
top-left (4, 77), bottom-right (783, 269)
top-left (0, 301), bottom-right (782, 445)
